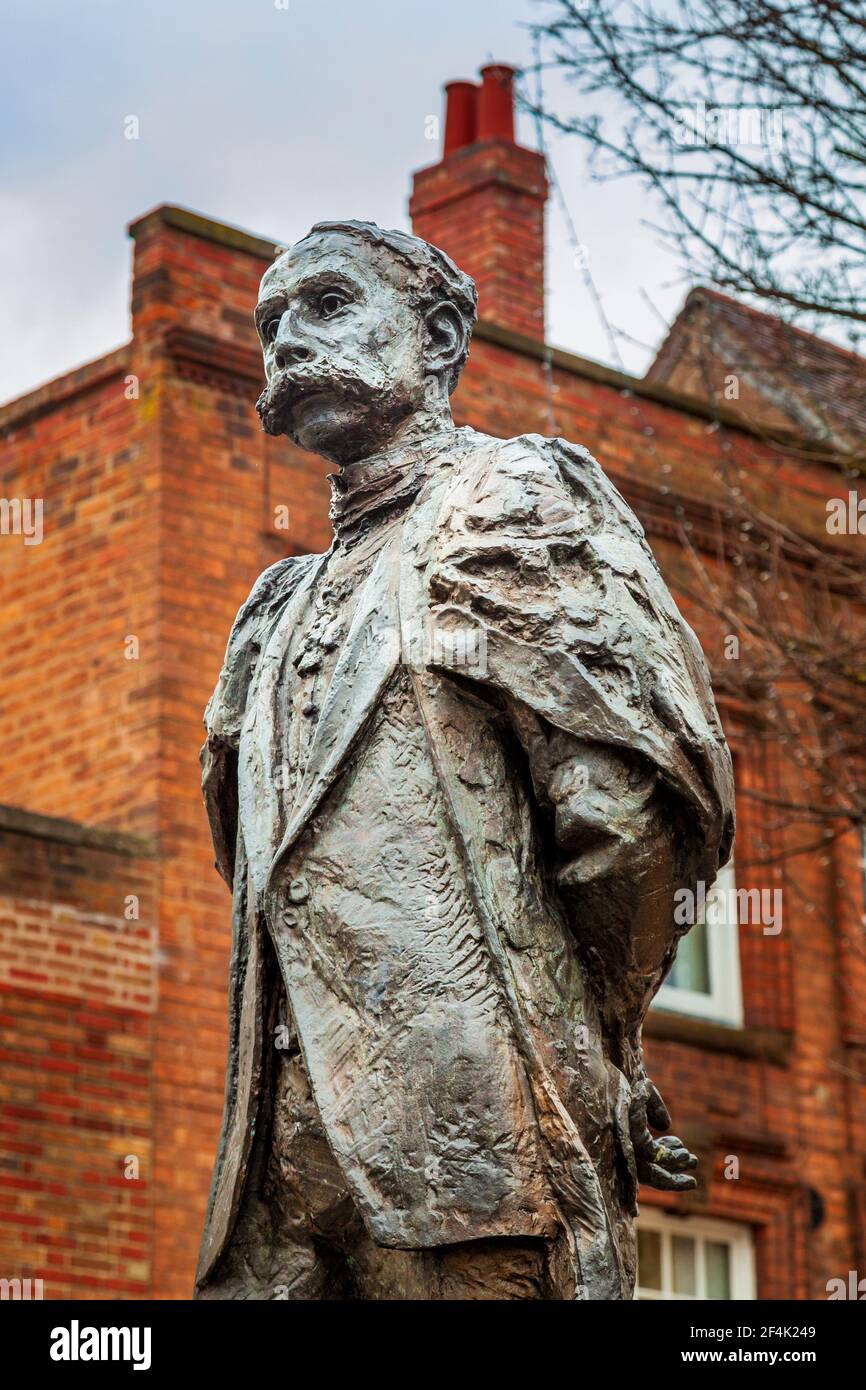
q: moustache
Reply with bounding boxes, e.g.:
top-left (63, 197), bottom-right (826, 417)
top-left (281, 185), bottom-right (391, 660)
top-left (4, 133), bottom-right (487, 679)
top-left (255, 368), bottom-right (370, 437)
top-left (256, 369), bottom-right (323, 436)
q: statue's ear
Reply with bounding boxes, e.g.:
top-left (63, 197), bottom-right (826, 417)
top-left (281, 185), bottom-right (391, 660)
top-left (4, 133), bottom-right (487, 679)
top-left (423, 300), bottom-right (469, 387)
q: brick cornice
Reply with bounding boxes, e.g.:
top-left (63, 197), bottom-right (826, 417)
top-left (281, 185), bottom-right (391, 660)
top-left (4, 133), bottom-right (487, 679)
top-left (0, 804), bottom-right (156, 858)
top-left (162, 325), bottom-right (263, 391)
top-left (645, 1008), bottom-right (793, 1064)
top-left (0, 346), bottom-right (130, 437)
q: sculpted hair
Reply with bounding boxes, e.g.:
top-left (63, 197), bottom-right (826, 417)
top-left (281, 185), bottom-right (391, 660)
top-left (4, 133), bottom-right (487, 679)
top-left (300, 219), bottom-right (478, 393)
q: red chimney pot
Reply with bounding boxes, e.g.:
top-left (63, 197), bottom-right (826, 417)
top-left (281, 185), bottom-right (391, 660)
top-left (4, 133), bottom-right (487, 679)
top-left (443, 80), bottom-right (479, 156)
top-left (478, 64), bottom-right (516, 143)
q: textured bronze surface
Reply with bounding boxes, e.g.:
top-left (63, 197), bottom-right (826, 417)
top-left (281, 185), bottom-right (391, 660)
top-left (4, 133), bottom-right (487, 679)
top-left (195, 222), bottom-right (734, 1300)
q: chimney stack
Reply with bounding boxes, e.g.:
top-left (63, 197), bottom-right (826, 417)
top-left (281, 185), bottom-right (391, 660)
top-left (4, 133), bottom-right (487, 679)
top-left (410, 63), bottom-right (548, 340)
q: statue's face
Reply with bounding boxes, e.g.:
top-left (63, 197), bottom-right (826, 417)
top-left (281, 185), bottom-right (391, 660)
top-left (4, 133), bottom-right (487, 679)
top-left (255, 232), bottom-right (431, 464)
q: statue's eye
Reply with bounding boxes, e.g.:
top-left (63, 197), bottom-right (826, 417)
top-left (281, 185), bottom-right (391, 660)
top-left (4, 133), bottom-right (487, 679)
top-left (319, 291), bottom-right (347, 319)
top-left (265, 316), bottom-right (282, 344)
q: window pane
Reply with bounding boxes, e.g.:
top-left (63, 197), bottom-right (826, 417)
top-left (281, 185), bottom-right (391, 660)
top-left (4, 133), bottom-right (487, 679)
top-left (672, 1235), bottom-right (697, 1296)
top-left (637, 1228), bottom-right (662, 1290)
top-left (706, 1240), bottom-right (731, 1299)
top-left (669, 919), bottom-right (711, 993)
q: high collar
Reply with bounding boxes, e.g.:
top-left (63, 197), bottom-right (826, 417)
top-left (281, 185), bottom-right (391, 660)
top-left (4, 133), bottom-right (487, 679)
top-left (328, 426), bottom-right (467, 547)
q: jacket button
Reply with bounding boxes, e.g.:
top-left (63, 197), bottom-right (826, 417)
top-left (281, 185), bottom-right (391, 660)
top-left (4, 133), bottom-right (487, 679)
top-left (288, 876), bottom-right (310, 904)
top-left (281, 909), bottom-right (300, 930)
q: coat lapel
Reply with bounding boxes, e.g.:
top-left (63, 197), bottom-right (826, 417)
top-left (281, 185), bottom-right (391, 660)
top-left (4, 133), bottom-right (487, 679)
top-left (237, 553), bottom-right (326, 900)
top-left (266, 531), bottom-right (402, 893)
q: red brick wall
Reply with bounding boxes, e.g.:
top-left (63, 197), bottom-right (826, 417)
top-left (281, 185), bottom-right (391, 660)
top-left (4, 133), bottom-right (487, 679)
top-left (0, 352), bottom-right (157, 833)
top-left (0, 817), bottom-right (156, 1299)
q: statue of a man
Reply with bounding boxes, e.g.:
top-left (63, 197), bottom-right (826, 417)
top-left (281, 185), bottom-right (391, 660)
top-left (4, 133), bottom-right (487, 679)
top-left (194, 221), bottom-right (735, 1301)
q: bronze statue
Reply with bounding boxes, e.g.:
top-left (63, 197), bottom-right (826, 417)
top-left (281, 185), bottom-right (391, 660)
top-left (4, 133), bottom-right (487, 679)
top-left (194, 222), bottom-right (734, 1300)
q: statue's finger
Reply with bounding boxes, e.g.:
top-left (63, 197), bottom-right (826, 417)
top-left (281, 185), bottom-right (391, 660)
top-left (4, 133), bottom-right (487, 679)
top-left (646, 1083), bottom-right (671, 1131)
top-left (644, 1165), bottom-right (698, 1192)
top-left (662, 1148), bottom-right (698, 1172)
top-left (654, 1139), bottom-right (697, 1169)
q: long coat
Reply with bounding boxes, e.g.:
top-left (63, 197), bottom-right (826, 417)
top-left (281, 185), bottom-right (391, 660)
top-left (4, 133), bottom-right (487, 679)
top-left (195, 430), bottom-right (735, 1299)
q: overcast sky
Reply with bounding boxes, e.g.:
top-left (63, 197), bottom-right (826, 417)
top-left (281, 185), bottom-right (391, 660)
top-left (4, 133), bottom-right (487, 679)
top-left (1, 0), bottom-right (689, 405)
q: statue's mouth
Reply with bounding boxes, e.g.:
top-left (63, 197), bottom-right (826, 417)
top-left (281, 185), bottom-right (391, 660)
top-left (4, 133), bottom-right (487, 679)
top-left (290, 388), bottom-right (329, 417)
top-left (256, 371), bottom-right (331, 433)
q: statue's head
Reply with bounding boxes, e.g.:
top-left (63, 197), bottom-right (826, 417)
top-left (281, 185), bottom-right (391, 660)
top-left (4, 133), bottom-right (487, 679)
top-left (254, 221), bottom-right (477, 465)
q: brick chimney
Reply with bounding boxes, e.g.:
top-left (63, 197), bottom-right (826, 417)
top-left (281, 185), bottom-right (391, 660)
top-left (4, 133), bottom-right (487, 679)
top-left (410, 64), bottom-right (548, 340)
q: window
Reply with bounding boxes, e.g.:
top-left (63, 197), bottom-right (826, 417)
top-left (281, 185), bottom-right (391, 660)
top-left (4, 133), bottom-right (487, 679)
top-left (655, 858), bottom-right (743, 1026)
top-left (636, 1212), bottom-right (755, 1300)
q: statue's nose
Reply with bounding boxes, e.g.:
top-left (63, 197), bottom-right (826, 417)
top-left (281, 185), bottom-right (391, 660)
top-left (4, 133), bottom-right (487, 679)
top-left (273, 323), bottom-right (314, 372)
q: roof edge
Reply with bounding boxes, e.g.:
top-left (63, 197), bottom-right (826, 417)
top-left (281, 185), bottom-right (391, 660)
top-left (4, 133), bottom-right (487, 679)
top-left (473, 319), bottom-right (859, 471)
top-left (128, 203), bottom-right (282, 262)
top-left (0, 345), bottom-right (131, 435)
top-left (680, 285), bottom-right (866, 369)
top-left (0, 803), bottom-right (157, 858)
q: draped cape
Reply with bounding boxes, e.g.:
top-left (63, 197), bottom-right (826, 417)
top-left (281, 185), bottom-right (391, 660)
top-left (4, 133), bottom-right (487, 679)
top-left (195, 431), bottom-right (734, 1296)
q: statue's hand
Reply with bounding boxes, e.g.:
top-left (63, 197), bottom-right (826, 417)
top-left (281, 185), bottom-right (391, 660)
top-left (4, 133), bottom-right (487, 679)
top-left (629, 1078), bottom-right (698, 1192)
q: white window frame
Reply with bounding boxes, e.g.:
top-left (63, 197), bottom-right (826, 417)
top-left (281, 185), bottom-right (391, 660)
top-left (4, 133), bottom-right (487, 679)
top-left (636, 1210), bottom-right (756, 1301)
top-left (655, 858), bottom-right (743, 1027)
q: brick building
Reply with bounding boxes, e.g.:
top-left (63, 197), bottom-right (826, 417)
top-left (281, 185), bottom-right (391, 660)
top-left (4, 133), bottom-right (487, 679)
top-left (1, 63), bottom-right (864, 1301)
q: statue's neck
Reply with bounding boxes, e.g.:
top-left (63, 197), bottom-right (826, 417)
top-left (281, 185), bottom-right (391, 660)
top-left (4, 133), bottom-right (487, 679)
top-left (328, 422), bottom-right (463, 548)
